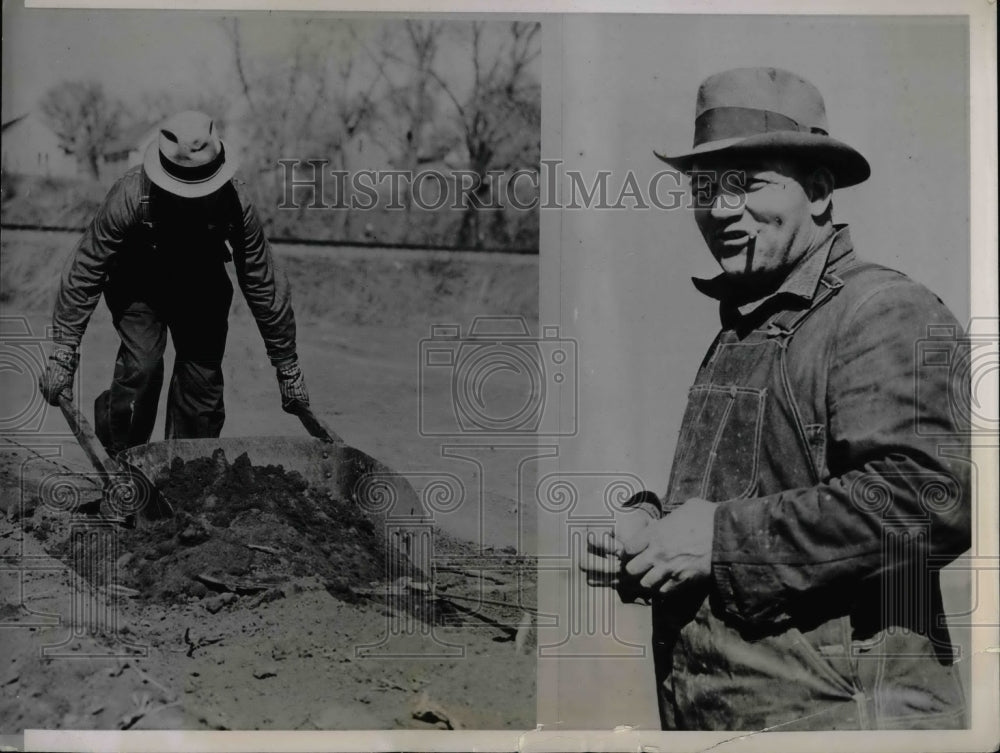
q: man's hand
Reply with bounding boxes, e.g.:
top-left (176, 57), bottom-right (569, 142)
top-left (578, 506), bottom-right (655, 590)
top-left (38, 345), bottom-right (78, 406)
top-left (275, 358), bottom-right (309, 413)
top-left (623, 497), bottom-right (718, 596)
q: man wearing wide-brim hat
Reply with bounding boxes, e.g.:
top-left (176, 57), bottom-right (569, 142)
top-left (40, 110), bottom-right (310, 453)
top-left (582, 68), bottom-right (970, 730)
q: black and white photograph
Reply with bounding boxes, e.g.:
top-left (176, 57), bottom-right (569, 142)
top-left (1, 2), bottom-right (997, 752)
top-left (536, 9), bottom-right (997, 747)
top-left (1, 5), bottom-right (541, 741)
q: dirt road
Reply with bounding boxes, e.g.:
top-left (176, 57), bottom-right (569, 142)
top-left (1, 232), bottom-right (541, 734)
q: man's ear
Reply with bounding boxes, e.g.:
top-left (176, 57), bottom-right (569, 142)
top-left (807, 166), bottom-right (834, 219)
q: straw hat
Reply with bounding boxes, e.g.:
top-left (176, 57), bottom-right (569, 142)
top-left (143, 110), bottom-right (238, 198)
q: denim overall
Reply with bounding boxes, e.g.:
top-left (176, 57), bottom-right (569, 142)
top-left (652, 258), bottom-right (967, 730)
top-left (95, 174), bottom-right (238, 454)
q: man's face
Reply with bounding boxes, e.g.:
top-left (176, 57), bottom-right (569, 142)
top-left (690, 157), bottom-right (830, 287)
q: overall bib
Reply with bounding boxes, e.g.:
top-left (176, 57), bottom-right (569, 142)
top-left (652, 263), bottom-right (966, 730)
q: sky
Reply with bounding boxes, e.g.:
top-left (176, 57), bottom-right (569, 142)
top-left (1, 6), bottom-right (533, 125)
top-left (2, 7), bottom-right (231, 123)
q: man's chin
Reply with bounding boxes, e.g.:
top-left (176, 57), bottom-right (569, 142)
top-left (716, 253), bottom-right (752, 278)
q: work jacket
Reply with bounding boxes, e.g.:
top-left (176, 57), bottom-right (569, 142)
top-left (51, 165), bottom-right (297, 366)
top-left (652, 225), bottom-right (970, 730)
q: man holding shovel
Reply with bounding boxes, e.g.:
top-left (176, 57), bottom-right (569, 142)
top-left (39, 110), bottom-right (311, 454)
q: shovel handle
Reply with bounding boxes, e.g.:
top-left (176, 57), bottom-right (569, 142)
top-left (57, 394), bottom-right (120, 485)
top-left (288, 402), bottom-right (345, 445)
top-left (57, 395), bottom-right (174, 522)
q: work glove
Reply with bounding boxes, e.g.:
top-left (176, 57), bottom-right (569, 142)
top-left (38, 344), bottom-right (78, 406)
top-left (276, 358), bottom-right (309, 414)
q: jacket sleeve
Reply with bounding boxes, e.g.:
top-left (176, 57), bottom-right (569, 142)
top-left (51, 175), bottom-right (138, 348)
top-left (230, 182), bottom-right (298, 366)
top-left (709, 281), bottom-right (971, 627)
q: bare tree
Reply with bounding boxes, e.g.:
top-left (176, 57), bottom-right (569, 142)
top-left (221, 17), bottom-right (385, 238)
top-left (133, 87), bottom-right (232, 133)
top-left (427, 22), bottom-right (541, 247)
top-left (365, 20), bottom-right (446, 236)
top-left (215, 18), bottom-right (538, 247)
top-left (38, 80), bottom-right (125, 180)
top-left (318, 24), bottom-right (384, 237)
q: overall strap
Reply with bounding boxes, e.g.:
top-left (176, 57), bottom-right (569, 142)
top-left (137, 170), bottom-right (154, 226)
top-left (139, 170), bottom-right (156, 249)
top-left (130, 169), bottom-right (159, 252)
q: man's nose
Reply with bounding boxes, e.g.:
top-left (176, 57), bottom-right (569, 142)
top-left (709, 189), bottom-right (744, 219)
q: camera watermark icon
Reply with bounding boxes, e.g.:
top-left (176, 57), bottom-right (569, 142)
top-left (532, 471), bottom-right (651, 657)
top-left (34, 467), bottom-right (153, 520)
top-left (0, 316), bottom-right (79, 437)
top-left (418, 316), bottom-right (577, 436)
top-left (914, 318), bottom-right (998, 437)
top-left (352, 470), bottom-right (463, 659)
top-left (352, 466), bottom-right (541, 658)
top-left (848, 470), bottom-right (964, 519)
top-left (40, 521), bottom-right (147, 658)
top-left (36, 471), bottom-right (103, 515)
top-left (848, 470), bottom-right (971, 658)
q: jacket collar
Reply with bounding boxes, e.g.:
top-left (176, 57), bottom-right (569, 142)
top-left (693, 224), bottom-right (855, 318)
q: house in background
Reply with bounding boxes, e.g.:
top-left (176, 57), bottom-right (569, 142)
top-left (1, 112), bottom-right (80, 179)
top-left (101, 120), bottom-right (160, 180)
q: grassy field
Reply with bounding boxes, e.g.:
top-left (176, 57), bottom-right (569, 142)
top-left (0, 229), bottom-right (538, 327)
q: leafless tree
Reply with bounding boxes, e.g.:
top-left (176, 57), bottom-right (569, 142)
top-left (221, 17), bottom-right (385, 237)
top-left (367, 21), bottom-right (540, 246)
top-left (38, 80), bottom-right (125, 180)
top-left (363, 20), bottom-right (446, 236)
top-left (427, 22), bottom-right (541, 247)
top-left (133, 88), bottom-right (233, 133)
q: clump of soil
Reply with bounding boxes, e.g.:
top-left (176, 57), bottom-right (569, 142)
top-left (57, 449), bottom-right (393, 604)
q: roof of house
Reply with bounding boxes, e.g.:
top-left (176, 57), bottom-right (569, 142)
top-left (104, 120), bottom-right (160, 155)
top-left (1, 114), bottom-right (30, 132)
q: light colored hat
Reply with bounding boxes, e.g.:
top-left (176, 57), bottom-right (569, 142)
top-left (143, 110), bottom-right (238, 198)
top-left (655, 67), bottom-right (870, 188)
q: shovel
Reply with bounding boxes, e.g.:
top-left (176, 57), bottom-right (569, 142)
top-left (57, 394), bottom-right (174, 523)
top-left (285, 401), bottom-right (345, 445)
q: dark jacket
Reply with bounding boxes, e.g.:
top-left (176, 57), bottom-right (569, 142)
top-left (52, 165), bottom-right (297, 365)
top-left (653, 225), bottom-right (970, 730)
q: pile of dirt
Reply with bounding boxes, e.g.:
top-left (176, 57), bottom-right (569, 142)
top-left (55, 449), bottom-right (392, 604)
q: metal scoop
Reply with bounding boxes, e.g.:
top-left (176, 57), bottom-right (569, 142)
top-left (57, 395), bottom-right (174, 524)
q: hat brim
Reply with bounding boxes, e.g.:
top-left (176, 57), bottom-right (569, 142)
top-left (143, 139), bottom-right (240, 198)
top-left (654, 131), bottom-right (870, 189)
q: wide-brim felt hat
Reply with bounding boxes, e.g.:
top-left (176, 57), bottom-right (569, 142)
top-left (143, 110), bottom-right (239, 198)
top-left (655, 67), bottom-right (870, 189)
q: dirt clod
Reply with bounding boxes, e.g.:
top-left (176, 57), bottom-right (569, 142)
top-left (204, 593), bottom-right (237, 615)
